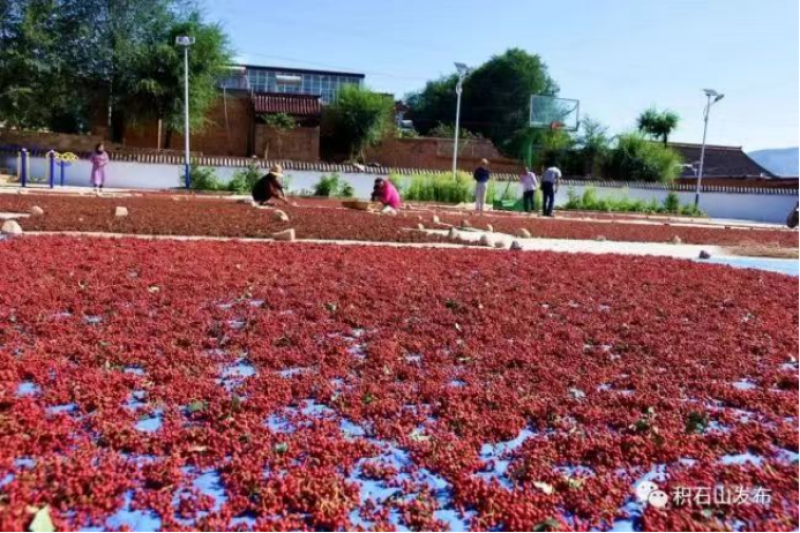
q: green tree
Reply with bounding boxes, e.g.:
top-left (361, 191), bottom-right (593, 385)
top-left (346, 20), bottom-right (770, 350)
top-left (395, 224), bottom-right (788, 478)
top-left (323, 85), bottom-right (393, 161)
top-left (125, 12), bottom-right (232, 148)
top-left (576, 116), bottom-right (611, 177)
top-left (636, 107), bottom-right (680, 147)
top-left (260, 113), bottom-right (297, 159)
top-left (603, 132), bottom-right (682, 183)
top-left (406, 48), bottom-right (559, 157)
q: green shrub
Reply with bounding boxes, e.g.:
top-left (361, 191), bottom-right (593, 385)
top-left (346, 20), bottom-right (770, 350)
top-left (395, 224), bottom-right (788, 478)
top-left (395, 172), bottom-right (475, 204)
top-left (663, 192), bottom-right (680, 213)
top-left (603, 133), bottom-right (682, 183)
top-left (183, 162), bottom-right (222, 191)
top-left (312, 173), bottom-right (354, 198)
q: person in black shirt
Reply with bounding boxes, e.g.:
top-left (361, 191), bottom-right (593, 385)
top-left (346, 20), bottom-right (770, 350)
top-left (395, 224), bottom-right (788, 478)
top-left (252, 164), bottom-right (290, 206)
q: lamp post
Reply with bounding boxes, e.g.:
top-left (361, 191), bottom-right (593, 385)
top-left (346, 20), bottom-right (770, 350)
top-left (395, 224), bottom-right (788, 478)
top-left (695, 88), bottom-right (725, 208)
top-left (451, 62), bottom-right (470, 180)
top-left (175, 35), bottom-right (195, 189)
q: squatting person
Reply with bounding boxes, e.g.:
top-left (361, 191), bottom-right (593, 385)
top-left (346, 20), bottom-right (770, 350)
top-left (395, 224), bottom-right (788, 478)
top-left (252, 164), bottom-right (291, 206)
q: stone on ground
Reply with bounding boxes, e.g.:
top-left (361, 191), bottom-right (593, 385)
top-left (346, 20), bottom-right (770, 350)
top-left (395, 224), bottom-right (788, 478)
top-left (115, 206), bottom-right (129, 217)
top-left (461, 219), bottom-right (471, 228)
top-left (274, 210), bottom-right (289, 222)
top-left (517, 228), bottom-right (532, 238)
top-left (671, 235), bottom-right (682, 244)
top-left (1, 220), bottom-right (23, 236)
top-left (30, 206), bottom-right (44, 216)
top-left (479, 234), bottom-right (493, 247)
top-left (417, 223), bottom-right (425, 231)
top-left (493, 239), bottom-right (506, 249)
top-left (486, 224), bottom-right (494, 233)
top-left (432, 215), bottom-right (440, 224)
top-left (510, 240), bottom-right (523, 251)
top-left (699, 250), bottom-right (712, 259)
top-left (596, 235), bottom-right (607, 242)
top-left (447, 227), bottom-right (459, 240)
top-left (272, 228), bottom-right (296, 242)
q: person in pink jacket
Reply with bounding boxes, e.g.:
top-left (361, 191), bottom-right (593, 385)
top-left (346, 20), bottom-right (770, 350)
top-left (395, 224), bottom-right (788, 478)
top-left (371, 177), bottom-right (401, 213)
top-left (89, 143), bottom-right (110, 193)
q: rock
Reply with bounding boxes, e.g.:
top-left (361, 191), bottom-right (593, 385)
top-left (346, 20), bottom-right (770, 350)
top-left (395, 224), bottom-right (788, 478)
top-left (479, 234), bottom-right (493, 247)
top-left (17, 189), bottom-right (28, 195)
top-left (447, 227), bottom-right (459, 240)
top-left (417, 223), bottom-right (425, 231)
top-left (461, 219), bottom-right (471, 228)
top-left (699, 250), bottom-right (712, 260)
top-left (29, 206), bottom-right (44, 216)
top-left (272, 228), bottom-right (296, 242)
top-left (493, 239), bottom-right (506, 249)
top-left (486, 224), bottom-right (494, 233)
top-left (671, 235), bottom-right (682, 244)
top-left (510, 240), bottom-right (523, 251)
top-left (417, 215), bottom-right (424, 221)
top-left (1, 220), bottom-right (22, 236)
top-left (432, 215), bottom-right (440, 225)
top-left (273, 210), bottom-right (289, 222)
top-left (596, 235), bottom-right (607, 242)
top-left (115, 206), bottom-right (129, 217)
top-left (517, 228), bottom-right (531, 238)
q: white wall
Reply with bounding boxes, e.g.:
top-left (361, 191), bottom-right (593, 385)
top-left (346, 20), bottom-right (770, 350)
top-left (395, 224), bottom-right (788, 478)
top-left (4, 155), bottom-right (796, 224)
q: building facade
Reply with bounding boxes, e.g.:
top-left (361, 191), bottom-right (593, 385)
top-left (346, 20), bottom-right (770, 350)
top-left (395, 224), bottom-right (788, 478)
top-left (219, 65), bottom-right (365, 104)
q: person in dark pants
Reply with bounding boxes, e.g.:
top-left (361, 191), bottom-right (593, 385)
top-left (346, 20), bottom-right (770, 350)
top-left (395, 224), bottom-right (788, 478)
top-left (252, 164), bottom-right (290, 206)
top-left (519, 167), bottom-right (538, 213)
top-left (540, 162), bottom-right (562, 217)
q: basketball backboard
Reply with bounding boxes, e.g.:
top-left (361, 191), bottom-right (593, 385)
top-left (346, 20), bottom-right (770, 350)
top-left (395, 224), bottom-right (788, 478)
top-left (530, 95), bottom-right (580, 131)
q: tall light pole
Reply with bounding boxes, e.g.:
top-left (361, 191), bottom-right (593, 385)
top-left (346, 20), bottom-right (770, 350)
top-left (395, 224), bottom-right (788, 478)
top-left (452, 62), bottom-right (470, 179)
top-left (176, 35), bottom-right (195, 189)
top-left (695, 88), bottom-right (725, 207)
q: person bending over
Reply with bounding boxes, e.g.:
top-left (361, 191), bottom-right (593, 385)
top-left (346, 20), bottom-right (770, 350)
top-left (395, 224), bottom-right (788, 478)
top-left (371, 177), bottom-right (401, 213)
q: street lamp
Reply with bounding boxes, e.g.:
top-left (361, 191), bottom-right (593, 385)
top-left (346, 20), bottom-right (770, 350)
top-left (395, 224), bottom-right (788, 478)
top-left (175, 35), bottom-right (196, 189)
top-left (695, 88), bottom-right (725, 207)
top-left (451, 62), bottom-right (470, 179)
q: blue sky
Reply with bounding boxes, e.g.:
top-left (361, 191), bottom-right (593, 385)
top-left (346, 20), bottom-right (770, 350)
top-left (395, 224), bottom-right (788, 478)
top-left (204, 0), bottom-right (798, 151)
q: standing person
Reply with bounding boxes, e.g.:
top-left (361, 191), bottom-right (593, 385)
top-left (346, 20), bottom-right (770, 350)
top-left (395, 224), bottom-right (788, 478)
top-left (89, 143), bottom-right (109, 193)
top-left (541, 160), bottom-right (562, 217)
top-left (473, 158), bottom-right (491, 213)
top-left (252, 164), bottom-right (290, 206)
top-left (519, 167), bottom-right (538, 213)
top-left (371, 177), bottom-right (401, 214)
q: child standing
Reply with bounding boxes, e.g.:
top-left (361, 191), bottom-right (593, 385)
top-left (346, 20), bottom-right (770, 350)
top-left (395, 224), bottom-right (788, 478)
top-left (90, 143), bottom-right (109, 193)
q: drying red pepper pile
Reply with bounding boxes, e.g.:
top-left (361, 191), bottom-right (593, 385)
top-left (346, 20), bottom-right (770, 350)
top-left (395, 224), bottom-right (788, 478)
top-left (432, 212), bottom-right (798, 248)
top-left (0, 194), bottom-right (447, 245)
top-left (0, 236), bottom-right (797, 531)
top-left (1, 192), bottom-right (797, 248)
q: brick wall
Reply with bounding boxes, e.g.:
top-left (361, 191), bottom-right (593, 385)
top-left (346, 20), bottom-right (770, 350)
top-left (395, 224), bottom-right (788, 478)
top-left (365, 136), bottom-right (523, 173)
top-left (255, 125), bottom-right (320, 162)
top-left (123, 94), bottom-right (253, 157)
top-left (0, 128), bottom-right (115, 153)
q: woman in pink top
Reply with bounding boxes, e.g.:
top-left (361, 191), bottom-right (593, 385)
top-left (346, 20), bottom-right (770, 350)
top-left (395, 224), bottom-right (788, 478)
top-left (371, 177), bottom-right (401, 213)
top-left (89, 143), bottom-right (110, 192)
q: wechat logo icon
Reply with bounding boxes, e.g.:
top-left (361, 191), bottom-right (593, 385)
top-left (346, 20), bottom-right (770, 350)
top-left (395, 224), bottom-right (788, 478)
top-left (635, 480), bottom-right (669, 509)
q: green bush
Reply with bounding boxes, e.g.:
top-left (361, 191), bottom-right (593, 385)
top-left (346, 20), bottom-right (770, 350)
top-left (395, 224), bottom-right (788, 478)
top-left (662, 191), bottom-right (680, 213)
top-left (603, 133), bottom-right (682, 183)
top-left (183, 162), bottom-right (222, 191)
top-left (227, 163), bottom-right (263, 193)
top-left (395, 172), bottom-right (475, 204)
top-left (312, 173), bottom-right (354, 198)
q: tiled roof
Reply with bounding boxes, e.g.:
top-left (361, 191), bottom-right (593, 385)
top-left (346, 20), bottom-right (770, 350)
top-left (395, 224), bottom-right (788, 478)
top-left (252, 92), bottom-right (322, 117)
top-left (669, 142), bottom-right (776, 178)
